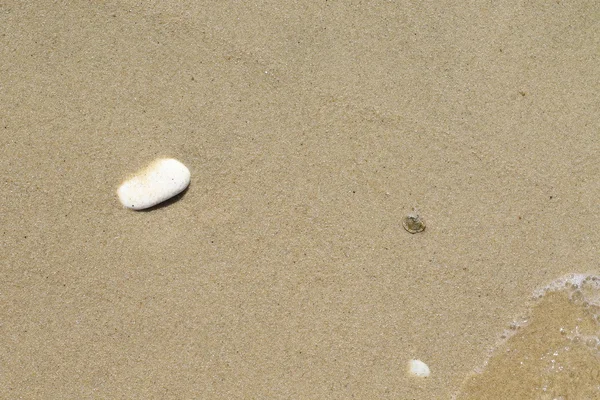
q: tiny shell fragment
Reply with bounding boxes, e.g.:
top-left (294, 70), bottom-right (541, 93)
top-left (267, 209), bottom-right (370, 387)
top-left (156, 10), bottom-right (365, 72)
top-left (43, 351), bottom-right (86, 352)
top-left (402, 213), bottom-right (426, 234)
top-left (408, 359), bottom-right (431, 377)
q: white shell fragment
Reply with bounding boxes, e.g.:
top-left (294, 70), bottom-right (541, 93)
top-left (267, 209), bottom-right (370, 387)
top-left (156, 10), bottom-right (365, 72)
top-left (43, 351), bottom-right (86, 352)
top-left (117, 158), bottom-right (190, 210)
top-left (408, 359), bottom-right (431, 377)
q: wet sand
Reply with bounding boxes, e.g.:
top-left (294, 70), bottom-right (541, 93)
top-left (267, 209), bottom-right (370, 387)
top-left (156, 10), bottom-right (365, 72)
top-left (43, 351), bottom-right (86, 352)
top-left (457, 276), bottom-right (600, 399)
top-left (1, 1), bottom-right (599, 398)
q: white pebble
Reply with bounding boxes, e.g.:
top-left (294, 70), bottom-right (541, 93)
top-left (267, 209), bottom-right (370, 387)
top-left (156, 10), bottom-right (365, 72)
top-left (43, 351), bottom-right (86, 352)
top-left (408, 359), bottom-right (431, 377)
top-left (117, 158), bottom-right (190, 210)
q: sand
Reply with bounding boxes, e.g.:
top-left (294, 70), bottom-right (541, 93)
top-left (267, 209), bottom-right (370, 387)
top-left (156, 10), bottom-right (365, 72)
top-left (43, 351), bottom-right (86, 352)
top-left (1, 1), bottom-right (598, 398)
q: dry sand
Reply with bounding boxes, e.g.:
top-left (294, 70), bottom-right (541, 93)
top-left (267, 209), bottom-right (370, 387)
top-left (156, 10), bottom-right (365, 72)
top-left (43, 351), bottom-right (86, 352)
top-left (1, 1), bottom-right (598, 398)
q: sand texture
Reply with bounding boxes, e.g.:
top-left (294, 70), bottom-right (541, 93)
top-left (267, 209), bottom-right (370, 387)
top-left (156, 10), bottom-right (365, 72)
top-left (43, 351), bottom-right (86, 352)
top-left (1, 1), bottom-right (599, 398)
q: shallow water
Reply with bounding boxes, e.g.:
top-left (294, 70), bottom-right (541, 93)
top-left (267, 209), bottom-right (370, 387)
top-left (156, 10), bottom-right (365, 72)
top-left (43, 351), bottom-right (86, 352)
top-left (455, 274), bottom-right (600, 399)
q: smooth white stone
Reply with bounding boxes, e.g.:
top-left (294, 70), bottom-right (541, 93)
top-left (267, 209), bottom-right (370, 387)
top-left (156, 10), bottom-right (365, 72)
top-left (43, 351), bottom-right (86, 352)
top-left (408, 359), bottom-right (431, 377)
top-left (117, 158), bottom-right (190, 210)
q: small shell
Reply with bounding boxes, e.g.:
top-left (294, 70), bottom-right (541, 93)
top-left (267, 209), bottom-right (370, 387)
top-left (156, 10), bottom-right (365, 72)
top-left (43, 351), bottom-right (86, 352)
top-left (408, 359), bottom-right (431, 377)
top-left (402, 213), bottom-right (426, 234)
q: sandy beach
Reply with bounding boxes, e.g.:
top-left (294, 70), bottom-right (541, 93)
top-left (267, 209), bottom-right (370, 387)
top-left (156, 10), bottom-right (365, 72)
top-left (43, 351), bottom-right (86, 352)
top-left (1, 1), bottom-right (599, 398)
